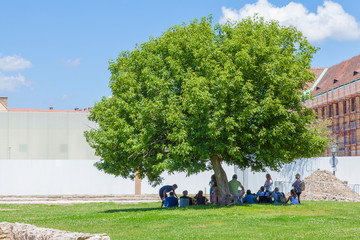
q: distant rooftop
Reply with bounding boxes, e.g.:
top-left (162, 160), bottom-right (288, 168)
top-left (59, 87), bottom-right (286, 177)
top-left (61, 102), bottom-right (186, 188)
top-left (311, 54), bottom-right (360, 96)
top-left (0, 97), bottom-right (92, 113)
top-left (8, 108), bottom-right (91, 113)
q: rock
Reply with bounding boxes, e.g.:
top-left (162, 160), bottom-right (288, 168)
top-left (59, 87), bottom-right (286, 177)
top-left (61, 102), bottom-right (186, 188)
top-left (0, 222), bottom-right (110, 240)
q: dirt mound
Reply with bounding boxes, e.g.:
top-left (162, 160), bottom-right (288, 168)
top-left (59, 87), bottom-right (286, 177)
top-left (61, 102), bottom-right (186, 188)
top-left (301, 170), bottom-right (359, 202)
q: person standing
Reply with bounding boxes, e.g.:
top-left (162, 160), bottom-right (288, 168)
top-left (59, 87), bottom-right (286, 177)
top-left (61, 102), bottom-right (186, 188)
top-left (159, 184), bottom-right (178, 207)
top-left (264, 173), bottom-right (273, 192)
top-left (228, 174), bottom-right (245, 200)
top-left (210, 174), bottom-right (220, 204)
top-left (292, 173), bottom-right (302, 204)
top-left (209, 177), bottom-right (214, 203)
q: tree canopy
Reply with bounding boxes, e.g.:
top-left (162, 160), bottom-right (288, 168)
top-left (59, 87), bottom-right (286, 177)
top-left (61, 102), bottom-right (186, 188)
top-left (85, 16), bottom-right (328, 196)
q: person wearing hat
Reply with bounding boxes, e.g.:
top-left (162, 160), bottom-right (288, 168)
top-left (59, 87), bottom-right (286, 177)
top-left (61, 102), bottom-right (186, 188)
top-left (228, 174), bottom-right (245, 200)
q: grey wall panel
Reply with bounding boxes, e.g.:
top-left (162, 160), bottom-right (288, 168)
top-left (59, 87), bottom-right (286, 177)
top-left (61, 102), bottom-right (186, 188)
top-left (0, 113), bottom-right (9, 159)
top-left (0, 111), bottom-right (98, 160)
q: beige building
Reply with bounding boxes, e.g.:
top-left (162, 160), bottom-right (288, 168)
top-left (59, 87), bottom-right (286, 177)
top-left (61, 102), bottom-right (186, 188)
top-left (304, 55), bottom-right (360, 156)
top-left (0, 97), bottom-right (7, 111)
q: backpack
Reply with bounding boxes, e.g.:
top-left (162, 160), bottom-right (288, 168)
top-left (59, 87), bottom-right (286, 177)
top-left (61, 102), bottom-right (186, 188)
top-left (258, 196), bottom-right (269, 203)
top-left (179, 197), bottom-right (190, 207)
top-left (300, 181), bottom-right (305, 191)
top-left (278, 193), bottom-right (286, 203)
top-left (195, 196), bottom-right (206, 205)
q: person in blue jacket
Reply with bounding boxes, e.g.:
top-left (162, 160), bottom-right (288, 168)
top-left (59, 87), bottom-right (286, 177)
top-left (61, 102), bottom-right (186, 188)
top-left (243, 190), bottom-right (258, 204)
top-left (164, 192), bottom-right (179, 208)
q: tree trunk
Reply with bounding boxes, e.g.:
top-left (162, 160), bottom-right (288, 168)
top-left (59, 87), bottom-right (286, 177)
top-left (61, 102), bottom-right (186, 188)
top-left (210, 155), bottom-right (232, 206)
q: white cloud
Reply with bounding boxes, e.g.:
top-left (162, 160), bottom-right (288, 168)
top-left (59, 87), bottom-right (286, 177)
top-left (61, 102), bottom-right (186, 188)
top-left (0, 54), bottom-right (31, 91)
top-left (0, 73), bottom-right (30, 91)
top-left (0, 54), bottom-right (32, 72)
top-left (220, 0), bottom-right (360, 42)
top-left (61, 58), bottom-right (81, 68)
top-left (62, 94), bottom-right (71, 100)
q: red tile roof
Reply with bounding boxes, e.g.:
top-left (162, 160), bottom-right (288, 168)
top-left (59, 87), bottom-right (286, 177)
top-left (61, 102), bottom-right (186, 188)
top-left (8, 109), bottom-right (90, 113)
top-left (312, 54), bottom-right (360, 95)
top-left (308, 67), bottom-right (326, 90)
top-left (312, 67), bottom-right (326, 80)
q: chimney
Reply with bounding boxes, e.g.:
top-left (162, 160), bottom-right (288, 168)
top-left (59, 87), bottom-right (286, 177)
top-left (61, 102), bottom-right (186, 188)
top-left (74, 108), bottom-right (79, 111)
top-left (88, 107), bottom-right (92, 111)
top-left (49, 107), bottom-right (53, 110)
top-left (0, 97), bottom-right (8, 108)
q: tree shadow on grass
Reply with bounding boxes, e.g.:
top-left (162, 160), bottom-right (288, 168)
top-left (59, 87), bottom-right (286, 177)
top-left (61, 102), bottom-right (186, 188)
top-left (103, 207), bottom-right (163, 213)
top-left (102, 204), bottom-right (225, 213)
top-left (100, 203), bottom-right (287, 213)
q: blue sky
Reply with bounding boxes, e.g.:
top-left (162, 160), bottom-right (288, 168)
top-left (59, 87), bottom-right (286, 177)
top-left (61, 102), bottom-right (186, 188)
top-left (1, 0), bottom-right (360, 110)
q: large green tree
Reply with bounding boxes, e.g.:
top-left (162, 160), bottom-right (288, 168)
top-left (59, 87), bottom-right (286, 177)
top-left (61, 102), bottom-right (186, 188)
top-left (85, 16), bottom-right (328, 204)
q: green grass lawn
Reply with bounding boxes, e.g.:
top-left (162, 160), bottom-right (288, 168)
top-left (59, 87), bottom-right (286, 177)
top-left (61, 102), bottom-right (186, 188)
top-left (1, 201), bottom-right (360, 240)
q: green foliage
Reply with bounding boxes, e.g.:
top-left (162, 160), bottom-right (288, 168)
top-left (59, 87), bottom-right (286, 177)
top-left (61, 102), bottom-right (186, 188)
top-left (1, 201), bottom-right (360, 239)
top-left (85, 16), bottom-right (328, 185)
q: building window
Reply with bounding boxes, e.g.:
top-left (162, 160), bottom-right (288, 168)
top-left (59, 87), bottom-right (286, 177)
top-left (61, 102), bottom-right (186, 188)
top-left (335, 103), bottom-right (339, 116)
top-left (60, 144), bottom-right (68, 153)
top-left (344, 122), bottom-right (349, 130)
top-left (328, 126), bottom-right (332, 133)
top-left (334, 124), bottom-right (340, 132)
top-left (328, 105), bottom-right (332, 117)
top-left (322, 106), bottom-right (325, 118)
top-left (344, 132), bottom-right (348, 145)
top-left (351, 98), bottom-right (356, 112)
top-left (344, 101), bottom-right (347, 114)
top-left (351, 121), bottom-right (356, 129)
top-left (351, 130), bottom-right (356, 144)
top-left (315, 109), bottom-right (318, 119)
top-left (19, 144), bottom-right (28, 153)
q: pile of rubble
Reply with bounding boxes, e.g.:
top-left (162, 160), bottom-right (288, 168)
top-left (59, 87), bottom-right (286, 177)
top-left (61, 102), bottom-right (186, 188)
top-left (0, 222), bottom-right (110, 240)
top-left (301, 170), bottom-right (359, 202)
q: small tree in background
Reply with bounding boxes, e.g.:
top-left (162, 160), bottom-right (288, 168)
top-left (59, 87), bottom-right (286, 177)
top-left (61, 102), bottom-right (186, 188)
top-left (85, 16), bottom-right (328, 205)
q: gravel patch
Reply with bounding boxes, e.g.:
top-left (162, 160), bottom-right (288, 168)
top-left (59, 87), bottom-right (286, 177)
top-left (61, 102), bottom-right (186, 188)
top-left (0, 195), bottom-right (159, 205)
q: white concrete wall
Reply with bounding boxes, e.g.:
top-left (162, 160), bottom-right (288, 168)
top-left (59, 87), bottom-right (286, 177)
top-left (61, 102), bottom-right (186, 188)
top-left (0, 160), bottom-right (235, 195)
top-left (236, 156), bottom-right (360, 193)
top-left (4, 157), bottom-right (359, 196)
top-left (0, 160), bottom-right (134, 195)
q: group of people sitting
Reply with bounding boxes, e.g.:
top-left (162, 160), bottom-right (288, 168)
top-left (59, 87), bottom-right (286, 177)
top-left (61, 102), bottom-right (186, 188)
top-left (159, 184), bottom-right (210, 208)
top-left (212, 173), bottom-right (302, 205)
top-left (241, 186), bottom-right (298, 204)
top-left (159, 173), bottom-right (303, 207)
